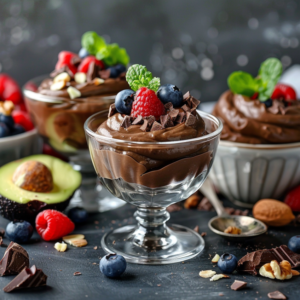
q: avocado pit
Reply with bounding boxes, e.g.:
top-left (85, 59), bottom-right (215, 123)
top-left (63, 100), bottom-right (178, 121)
top-left (12, 161), bottom-right (53, 193)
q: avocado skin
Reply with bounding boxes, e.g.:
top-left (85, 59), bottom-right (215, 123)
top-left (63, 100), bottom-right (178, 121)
top-left (0, 194), bottom-right (73, 224)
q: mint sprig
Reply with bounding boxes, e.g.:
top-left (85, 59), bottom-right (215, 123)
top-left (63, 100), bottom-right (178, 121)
top-left (227, 58), bottom-right (282, 101)
top-left (126, 64), bottom-right (160, 92)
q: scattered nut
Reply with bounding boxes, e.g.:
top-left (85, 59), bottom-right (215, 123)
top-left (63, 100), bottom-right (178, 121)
top-left (93, 77), bottom-right (104, 86)
top-left (211, 254), bottom-right (220, 263)
top-left (0, 101), bottom-right (14, 115)
top-left (74, 72), bottom-right (87, 84)
top-left (54, 242), bottom-right (67, 252)
top-left (63, 234), bottom-right (85, 244)
top-left (184, 194), bottom-right (201, 209)
top-left (253, 199), bottom-right (295, 226)
top-left (67, 86), bottom-right (81, 99)
top-left (224, 226), bottom-right (241, 235)
top-left (74, 272), bottom-right (82, 276)
top-left (50, 80), bottom-right (66, 91)
top-left (199, 270), bottom-right (216, 278)
top-left (259, 260), bottom-right (292, 280)
top-left (71, 239), bottom-right (88, 247)
top-left (210, 274), bottom-right (230, 281)
top-left (292, 269), bottom-right (300, 276)
top-left (53, 72), bottom-right (71, 83)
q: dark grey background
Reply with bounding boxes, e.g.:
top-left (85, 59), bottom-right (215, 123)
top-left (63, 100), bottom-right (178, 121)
top-left (0, 0), bottom-right (300, 102)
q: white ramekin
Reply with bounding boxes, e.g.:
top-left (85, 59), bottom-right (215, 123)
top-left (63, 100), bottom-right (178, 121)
top-left (209, 141), bottom-right (300, 208)
top-left (0, 128), bottom-right (42, 167)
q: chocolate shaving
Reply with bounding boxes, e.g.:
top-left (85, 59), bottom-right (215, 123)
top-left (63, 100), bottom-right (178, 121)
top-left (231, 280), bottom-right (247, 291)
top-left (0, 242), bottom-right (29, 276)
top-left (50, 66), bottom-right (73, 78)
top-left (160, 115), bottom-right (174, 128)
top-left (185, 112), bottom-right (196, 126)
top-left (267, 100), bottom-right (285, 115)
top-left (181, 104), bottom-right (191, 113)
top-left (108, 104), bottom-right (116, 118)
top-left (3, 265), bottom-right (47, 293)
top-left (86, 62), bottom-right (99, 82)
top-left (132, 115), bottom-right (144, 125)
top-left (74, 272), bottom-right (82, 276)
top-left (140, 120), bottom-right (149, 132)
top-left (164, 102), bottom-right (174, 111)
top-left (176, 112), bottom-right (186, 124)
top-left (190, 96), bottom-right (200, 109)
top-left (183, 91), bottom-right (191, 101)
top-left (71, 56), bottom-right (82, 66)
top-left (268, 291), bottom-right (286, 299)
top-left (120, 116), bottom-right (131, 129)
top-left (99, 69), bottom-right (111, 79)
top-left (168, 109), bottom-right (179, 121)
top-left (150, 121), bottom-right (164, 131)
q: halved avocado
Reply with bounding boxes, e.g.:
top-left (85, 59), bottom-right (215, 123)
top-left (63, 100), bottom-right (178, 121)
top-left (0, 155), bottom-right (81, 223)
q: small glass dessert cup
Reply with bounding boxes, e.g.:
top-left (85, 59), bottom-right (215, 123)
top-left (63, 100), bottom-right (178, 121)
top-left (85, 110), bottom-right (223, 264)
top-left (23, 75), bottom-right (125, 212)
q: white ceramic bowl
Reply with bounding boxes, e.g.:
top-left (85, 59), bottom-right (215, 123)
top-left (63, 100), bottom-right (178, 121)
top-left (0, 128), bottom-right (42, 167)
top-left (209, 141), bottom-right (300, 207)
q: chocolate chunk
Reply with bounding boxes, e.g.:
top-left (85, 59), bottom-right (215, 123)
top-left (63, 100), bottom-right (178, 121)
top-left (168, 109), bottom-right (179, 121)
top-left (140, 120), bottom-right (149, 132)
top-left (268, 291), bottom-right (286, 299)
top-left (190, 96), bottom-right (200, 108)
top-left (181, 104), bottom-right (191, 113)
top-left (3, 265), bottom-right (47, 293)
top-left (108, 103), bottom-right (116, 118)
top-left (71, 56), bottom-right (82, 66)
top-left (99, 69), bottom-right (111, 79)
top-left (86, 62), bottom-right (99, 82)
top-left (164, 102), bottom-right (174, 111)
top-left (185, 112), bottom-right (196, 126)
top-left (132, 115), bottom-right (143, 125)
top-left (160, 115), bottom-right (174, 128)
top-left (231, 280), bottom-right (247, 291)
top-left (119, 72), bottom-right (126, 80)
top-left (176, 112), bottom-right (186, 124)
top-left (197, 197), bottom-right (214, 211)
top-left (146, 116), bottom-right (155, 126)
top-left (0, 242), bottom-right (29, 276)
top-left (183, 91), bottom-right (191, 101)
top-left (50, 66), bottom-right (73, 78)
top-left (120, 116), bottom-right (131, 129)
top-left (150, 121), bottom-right (164, 132)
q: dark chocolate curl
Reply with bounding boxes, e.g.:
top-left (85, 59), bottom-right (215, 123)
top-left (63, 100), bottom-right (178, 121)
top-left (150, 121), bottom-right (164, 132)
top-left (120, 116), bottom-right (131, 129)
top-left (108, 104), bottom-right (116, 118)
top-left (132, 115), bottom-right (144, 125)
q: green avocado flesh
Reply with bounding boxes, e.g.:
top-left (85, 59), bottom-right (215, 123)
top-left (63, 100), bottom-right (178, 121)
top-left (0, 155), bottom-right (81, 204)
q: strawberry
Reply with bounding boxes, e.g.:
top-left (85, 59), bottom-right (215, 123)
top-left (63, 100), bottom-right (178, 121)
top-left (36, 210), bottom-right (75, 241)
top-left (131, 87), bottom-right (165, 119)
top-left (77, 56), bottom-right (105, 73)
top-left (55, 51), bottom-right (79, 75)
top-left (271, 83), bottom-right (297, 102)
top-left (0, 73), bottom-right (23, 104)
top-left (12, 111), bottom-right (34, 131)
top-left (284, 185), bottom-right (300, 212)
top-left (250, 92), bottom-right (258, 100)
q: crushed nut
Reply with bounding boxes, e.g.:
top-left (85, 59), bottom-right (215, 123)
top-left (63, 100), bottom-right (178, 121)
top-left (50, 80), bottom-right (66, 91)
top-left (67, 86), bottom-right (81, 99)
top-left (211, 254), bottom-right (220, 263)
top-left (259, 260), bottom-right (292, 280)
top-left (53, 72), bottom-right (71, 83)
top-left (71, 239), bottom-right (88, 247)
top-left (184, 194), bottom-right (201, 209)
top-left (210, 274), bottom-right (230, 281)
top-left (292, 269), bottom-right (300, 276)
top-left (74, 72), bottom-right (87, 84)
top-left (0, 101), bottom-right (14, 115)
top-left (224, 226), bottom-right (242, 235)
top-left (199, 270), bottom-right (216, 278)
top-left (74, 272), bottom-right (82, 276)
top-left (54, 242), bottom-right (67, 252)
top-left (63, 234), bottom-right (87, 247)
top-left (93, 77), bottom-right (105, 86)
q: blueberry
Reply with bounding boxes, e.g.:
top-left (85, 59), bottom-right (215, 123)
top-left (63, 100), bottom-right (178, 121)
top-left (115, 89), bottom-right (135, 115)
top-left (114, 64), bottom-right (126, 74)
top-left (68, 207), bottom-right (88, 224)
top-left (217, 253), bottom-right (238, 274)
top-left (0, 114), bottom-right (14, 130)
top-left (0, 122), bottom-right (10, 138)
top-left (6, 221), bottom-right (33, 243)
top-left (260, 98), bottom-right (273, 108)
top-left (100, 253), bottom-right (127, 278)
top-left (78, 48), bottom-right (89, 59)
top-left (108, 66), bottom-right (119, 78)
top-left (157, 84), bottom-right (184, 107)
top-left (288, 236), bottom-right (300, 253)
top-left (12, 124), bottom-right (25, 136)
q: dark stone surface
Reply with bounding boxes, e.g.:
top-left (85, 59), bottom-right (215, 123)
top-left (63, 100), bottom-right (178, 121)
top-left (0, 204), bottom-right (299, 299)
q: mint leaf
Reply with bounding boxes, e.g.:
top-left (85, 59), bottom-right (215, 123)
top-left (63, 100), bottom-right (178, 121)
top-left (81, 31), bottom-right (106, 56)
top-left (116, 47), bottom-right (130, 66)
top-left (95, 43), bottom-right (130, 66)
top-left (126, 65), bottom-right (160, 92)
top-left (257, 78), bottom-right (277, 101)
top-left (227, 71), bottom-right (258, 97)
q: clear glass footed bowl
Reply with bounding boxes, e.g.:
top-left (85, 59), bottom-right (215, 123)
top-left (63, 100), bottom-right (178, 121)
top-left (85, 110), bottom-right (223, 264)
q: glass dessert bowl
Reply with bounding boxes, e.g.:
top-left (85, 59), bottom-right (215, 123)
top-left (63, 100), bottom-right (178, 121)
top-left (85, 109), bottom-right (222, 264)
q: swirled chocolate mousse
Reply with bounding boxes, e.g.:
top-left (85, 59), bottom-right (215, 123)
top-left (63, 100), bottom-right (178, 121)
top-left (213, 58), bottom-right (300, 144)
top-left (89, 64), bottom-right (218, 188)
top-left (24, 31), bottom-right (130, 152)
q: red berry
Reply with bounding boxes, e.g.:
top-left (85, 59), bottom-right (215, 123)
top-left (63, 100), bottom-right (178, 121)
top-left (131, 87), bottom-right (165, 119)
top-left (36, 209), bottom-right (75, 241)
top-left (271, 83), bottom-right (297, 101)
top-left (55, 51), bottom-right (78, 75)
top-left (77, 56), bottom-right (105, 73)
top-left (284, 185), bottom-right (300, 212)
top-left (24, 81), bottom-right (38, 92)
top-left (12, 111), bottom-right (34, 131)
top-left (250, 92), bottom-right (258, 100)
top-left (0, 73), bottom-right (23, 104)
top-left (42, 144), bottom-right (68, 162)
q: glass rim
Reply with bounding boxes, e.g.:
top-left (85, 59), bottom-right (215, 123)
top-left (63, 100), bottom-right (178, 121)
top-left (84, 109), bottom-right (223, 146)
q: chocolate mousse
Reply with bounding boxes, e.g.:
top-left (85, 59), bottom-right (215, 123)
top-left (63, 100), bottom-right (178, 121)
top-left (87, 64), bottom-right (220, 189)
top-left (213, 58), bottom-right (300, 144)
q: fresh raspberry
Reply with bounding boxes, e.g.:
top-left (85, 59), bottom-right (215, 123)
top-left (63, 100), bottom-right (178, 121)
top-left (284, 185), bottom-right (300, 212)
top-left (12, 111), bottom-right (34, 131)
top-left (77, 56), bottom-right (105, 73)
top-left (36, 210), bottom-right (75, 241)
top-left (250, 92), bottom-right (258, 100)
top-left (271, 83), bottom-right (297, 101)
top-left (55, 51), bottom-right (79, 75)
top-left (0, 73), bottom-right (23, 104)
top-left (131, 87), bottom-right (165, 119)
top-left (42, 144), bottom-right (68, 162)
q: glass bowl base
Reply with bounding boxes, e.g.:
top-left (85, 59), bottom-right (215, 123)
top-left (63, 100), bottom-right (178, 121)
top-left (101, 224), bottom-right (205, 265)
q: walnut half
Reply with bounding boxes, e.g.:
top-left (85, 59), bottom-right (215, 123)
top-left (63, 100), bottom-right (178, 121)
top-left (259, 260), bottom-right (292, 280)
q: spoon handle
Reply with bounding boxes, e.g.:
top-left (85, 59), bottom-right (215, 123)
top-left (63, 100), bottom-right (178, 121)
top-left (200, 178), bottom-right (227, 216)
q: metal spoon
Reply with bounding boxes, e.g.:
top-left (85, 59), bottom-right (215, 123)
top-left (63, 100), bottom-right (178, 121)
top-left (200, 178), bottom-right (267, 241)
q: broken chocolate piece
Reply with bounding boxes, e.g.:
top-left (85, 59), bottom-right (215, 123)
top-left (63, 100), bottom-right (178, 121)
top-left (71, 56), bottom-right (82, 66)
top-left (168, 109), bottom-right (179, 121)
top-left (183, 91), bottom-right (191, 101)
top-left (50, 66), bottom-right (73, 78)
top-left (86, 62), bottom-right (99, 82)
top-left (164, 102), bottom-right (174, 111)
top-left (108, 104), bottom-right (116, 118)
top-left (151, 121), bottom-right (164, 132)
top-left (190, 97), bottom-right (200, 109)
top-left (0, 242), bottom-right (29, 276)
top-left (3, 265), bottom-right (47, 293)
top-left (231, 280), bottom-right (247, 291)
top-left (160, 115), bottom-right (173, 128)
top-left (268, 291), bottom-right (286, 300)
top-left (99, 69), bottom-right (110, 79)
top-left (185, 112), bottom-right (196, 126)
top-left (120, 116), bottom-right (131, 129)
top-left (132, 115), bottom-right (144, 125)
top-left (176, 112), bottom-right (186, 124)
top-left (140, 120), bottom-right (149, 132)
top-left (181, 104), bottom-right (191, 113)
